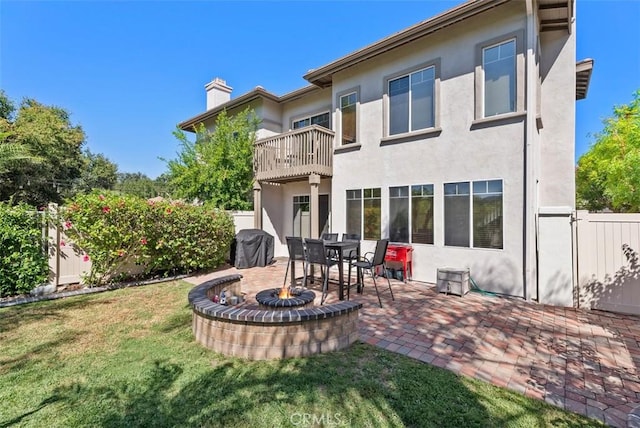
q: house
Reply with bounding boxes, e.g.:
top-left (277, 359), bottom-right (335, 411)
top-left (179, 0), bottom-right (593, 306)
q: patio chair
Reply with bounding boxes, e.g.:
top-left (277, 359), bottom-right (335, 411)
top-left (321, 233), bottom-right (339, 242)
top-left (304, 238), bottom-right (338, 305)
top-left (351, 239), bottom-right (394, 307)
top-left (321, 233), bottom-right (339, 259)
top-left (283, 236), bottom-right (307, 288)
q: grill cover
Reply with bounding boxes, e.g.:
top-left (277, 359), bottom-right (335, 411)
top-left (233, 229), bottom-right (274, 269)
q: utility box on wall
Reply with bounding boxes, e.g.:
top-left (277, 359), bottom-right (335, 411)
top-left (437, 268), bottom-right (470, 296)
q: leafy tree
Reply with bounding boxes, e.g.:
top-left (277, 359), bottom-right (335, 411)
top-left (165, 108), bottom-right (259, 210)
top-left (74, 150), bottom-right (118, 193)
top-left (576, 90), bottom-right (640, 212)
top-left (0, 94), bottom-right (86, 206)
top-left (115, 172), bottom-right (168, 199)
top-left (0, 91), bottom-right (39, 175)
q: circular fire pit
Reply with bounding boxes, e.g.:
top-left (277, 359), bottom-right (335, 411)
top-left (256, 288), bottom-right (316, 311)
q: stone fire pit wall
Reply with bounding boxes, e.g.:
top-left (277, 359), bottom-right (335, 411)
top-left (188, 274), bottom-right (363, 360)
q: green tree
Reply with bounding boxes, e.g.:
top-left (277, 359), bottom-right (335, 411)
top-left (115, 172), bottom-right (167, 199)
top-left (74, 150), bottom-right (119, 193)
top-left (0, 91), bottom-right (39, 175)
top-left (165, 108), bottom-right (259, 210)
top-left (576, 90), bottom-right (640, 212)
top-left (0, 94), bottom-right (86, 206)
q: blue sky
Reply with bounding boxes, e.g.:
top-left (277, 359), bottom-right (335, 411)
top-left (1, 1), bottom-right (639, 179)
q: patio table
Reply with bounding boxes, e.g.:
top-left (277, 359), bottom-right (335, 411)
top-left (323, 241), bottom-right (360, 300)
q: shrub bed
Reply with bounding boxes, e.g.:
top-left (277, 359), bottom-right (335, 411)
top-left (0, 202), bottom-right (48, 297)
top-left (62, 191), bottom-right (234, 285)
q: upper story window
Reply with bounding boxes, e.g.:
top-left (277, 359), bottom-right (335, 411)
top-left (483, 39), bottom-right (516, 117)
top-left (389, 66), bottom-right (435, 135)
top-left (292, 112), bottom-right (330, 130)
top-left (474, 32), bottom-right (523, 121)
top-left (340, 92), bottom-right (357, 144)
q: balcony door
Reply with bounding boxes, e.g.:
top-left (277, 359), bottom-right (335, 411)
top-left (293, 194), bottom-right (330, 238)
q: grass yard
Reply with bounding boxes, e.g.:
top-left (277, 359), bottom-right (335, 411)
top-left (0, 280), bottom-right (604, 428)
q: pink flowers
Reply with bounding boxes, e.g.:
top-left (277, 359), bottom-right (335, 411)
top-left (99, 194), bottom-right (105, 201)
top-left (102, 206), bottom-right (110, 213)
top-left (82, 254), bottom-right (90, 262)
top-left (140, 238), bottom-right (147, 245)
top-left (60, 240), bottom-right (66, 247)
top-left (117, 249), bottom-right (125, 257)
top-left (166, 208), bottom-right (172, 214)
top-left (64, 220), bottom-right (72, 230)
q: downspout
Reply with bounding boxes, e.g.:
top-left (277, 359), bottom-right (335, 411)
top-left (524, 0), bottom-right (538, 301)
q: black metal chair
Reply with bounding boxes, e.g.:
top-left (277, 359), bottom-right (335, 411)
top-left (321, 233), bottom-right (339, 241)
top-left (304, 238), bottom-right (338, 304)
top-left (351, 239), bottom-right (394, 307)
top-left (321, 233), bottom-right (339, 259)
top-left (283, 236), bottom-right (307, 287)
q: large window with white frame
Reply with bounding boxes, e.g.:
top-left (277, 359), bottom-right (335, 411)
top-left (473, 180), bottom-right (503, 249)
top-left (346, 190), bottom-right (362, 237)
top-left (292, 112), bottom-right (330, 130)
top-left (444, 180), bottom-right (503, 249)
top-left (482, 39), bottom-right (516, 117)
top-left (388, 184), bottom-right (434, 244)
top-left (340, 92), bottom-right (357, 144)
top-left (389, 186), bottom-right (409, 242)
top-left (388, 66), bottom-right (435, 135)
top-left (363, 188), bottom-right (381, 240)
top-left (411, 184), bottom-right (434, 244)
top-left (346, 188), bottom-right (381, 240)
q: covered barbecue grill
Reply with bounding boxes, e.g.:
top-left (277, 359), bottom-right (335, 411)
top-left (233, 229), bottom-right (274, 269)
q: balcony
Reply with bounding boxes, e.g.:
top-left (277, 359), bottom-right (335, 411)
top-left (254, 125), bottom-right (335, 183)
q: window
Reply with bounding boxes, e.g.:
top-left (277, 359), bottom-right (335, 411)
top-left (389, 186), bottom-right (409, 243)
top-left (444, 180), bottom-right (503, 249)
top-left (293, 112), bottom-right (330, 130)
top-left (346, 190), bottom-right (362, 237)
top-left (444, 182), bottom-right (470, 247)
top-left (340, 92), bottom-right (357, 144)
top-left (293, 195), bottom-right (310, 239)
top-left (389, 66), bottom-right (435, 135)
top-left (473, 180), bottom-right (503, 249)
top-left (483, 39), bottom-right (516, 117)
top-left (363, 188), bottom-right (381, 240)
top-left (411, 184), bottom-right (434, 244)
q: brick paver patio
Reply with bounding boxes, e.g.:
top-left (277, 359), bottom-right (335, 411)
top-left (187, 259), bottom-right (640, 427)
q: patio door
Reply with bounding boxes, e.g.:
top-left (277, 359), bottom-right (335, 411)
top-left (293, 194), bottom-right (330, 238)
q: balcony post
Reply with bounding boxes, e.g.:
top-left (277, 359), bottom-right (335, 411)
top-left (253, 181), bottom-right (262, 229)
top-left (309, 173), bottom-right (320, 239)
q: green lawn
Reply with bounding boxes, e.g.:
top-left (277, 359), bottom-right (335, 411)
top-left (0, 281), bottom-right (603, 428)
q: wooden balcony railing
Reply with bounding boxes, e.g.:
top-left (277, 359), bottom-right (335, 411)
top-left (254, 125), bottom-right (335, 182)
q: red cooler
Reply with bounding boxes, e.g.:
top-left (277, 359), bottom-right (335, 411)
top-left (385, 244), bottom-right (413, 282)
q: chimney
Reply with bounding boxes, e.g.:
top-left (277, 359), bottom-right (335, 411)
top-left (205, 77), bottom-right (232, 110)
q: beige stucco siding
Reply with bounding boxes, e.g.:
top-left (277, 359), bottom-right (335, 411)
top-left (327, 4), bottom-right (528, 295)
top-left (538, 28), bottom-right (576, 208)
top-left (281, 87), bottom-right (332, 131)
top-left (261, 179), bottom-right (332, 258)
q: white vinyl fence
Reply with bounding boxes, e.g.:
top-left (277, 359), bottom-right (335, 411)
top-left (575, 210), bottom-right (640, 315)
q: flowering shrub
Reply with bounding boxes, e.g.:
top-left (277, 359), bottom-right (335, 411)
top-left (62, 191), bottom-right (234, 285)
top-left (0, 202), bottom-right (48, 297)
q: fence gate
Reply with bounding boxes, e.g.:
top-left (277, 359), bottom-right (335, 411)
top-left (575, 210), bottom-right (640, 315)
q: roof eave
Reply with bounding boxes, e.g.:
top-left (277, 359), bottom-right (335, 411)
top-left (303, 0), bottom-right (509, 87)
top-left (576, 58), bottom-right (594, 101)
top-left (178, 87), bottom-right (280, 131)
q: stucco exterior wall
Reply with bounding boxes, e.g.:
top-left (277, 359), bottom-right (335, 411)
top-left (328, 4), bottom-right (528, 295)
top-left (538, 25), bottom-right (576, 208)
top-left (281, 87), bottom-right (332, 131)
top-left (261, 178), bottom-right (332, 258)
